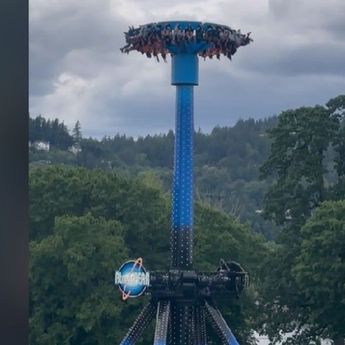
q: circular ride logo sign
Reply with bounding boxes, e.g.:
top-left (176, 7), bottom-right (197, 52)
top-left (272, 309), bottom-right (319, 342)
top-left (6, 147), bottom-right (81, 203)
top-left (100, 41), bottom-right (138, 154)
top-left (115, 258), bottom-right (150, 300)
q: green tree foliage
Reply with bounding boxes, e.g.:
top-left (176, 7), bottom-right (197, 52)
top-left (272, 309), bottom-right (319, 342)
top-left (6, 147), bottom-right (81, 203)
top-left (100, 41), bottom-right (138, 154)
top-left (29, 116), bottom-right (278, 239)
top-left (73, 121), bottom-right (82, 144)
top-left (30, 214), bottom-right (129, 345)
top-left (29, 93), bottom-right (345, 343)
top-left (258, 96), bottom-right (345, 344)
top-left (29, 166), bottom-right (170, 267)
top-left (29, 166), bottom-right (267, 344)
top-left (260, 106), bottom-right (340, 227)
top-left (29, 115), bottom-right (73, 149)
top-left (291, 200), bottom-right (345, 342)
top-left (194, 205), bottom-right (268, 344)
top-left (327, 95), bottom-right (345, 201)
top-left (29, 149), bottom-right (77, 167)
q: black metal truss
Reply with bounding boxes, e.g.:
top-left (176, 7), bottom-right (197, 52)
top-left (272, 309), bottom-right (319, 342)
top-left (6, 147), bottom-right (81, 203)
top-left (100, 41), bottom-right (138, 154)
top-left (193, 305), bottom-right (207, 345)
top-left (154, 301), bottom-right (171, 345)
top-left (118, 259), bottom-right (247, 345)
top-left (205, 301), bottom-right (239, 345)
top-left (120, 302), bottom-right (157, 345)
top-left (119, 298), bottom-right (243, 345)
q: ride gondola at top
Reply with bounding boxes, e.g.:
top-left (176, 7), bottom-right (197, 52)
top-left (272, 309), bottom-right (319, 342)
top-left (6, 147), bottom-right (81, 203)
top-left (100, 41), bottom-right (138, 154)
top-left (120, 21), bottom-right (252, 61)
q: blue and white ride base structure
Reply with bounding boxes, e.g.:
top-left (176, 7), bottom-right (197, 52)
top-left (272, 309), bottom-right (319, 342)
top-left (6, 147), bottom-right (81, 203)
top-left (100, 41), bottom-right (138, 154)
top-left (116, 21), bottom-right (251, 345)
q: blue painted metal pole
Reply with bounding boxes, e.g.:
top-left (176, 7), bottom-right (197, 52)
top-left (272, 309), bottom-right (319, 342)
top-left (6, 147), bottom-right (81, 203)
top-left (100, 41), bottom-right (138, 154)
top-left (119, 21), bottom-right (251, 345)
top-left (170, 54), bottom-right (198, 270)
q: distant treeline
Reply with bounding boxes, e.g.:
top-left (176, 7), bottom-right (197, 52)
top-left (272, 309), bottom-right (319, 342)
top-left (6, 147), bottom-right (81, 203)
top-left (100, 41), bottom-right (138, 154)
top-left (29, 115), bottom-right (75, 149)
top-left (29, 115), bottom-right (278, 238)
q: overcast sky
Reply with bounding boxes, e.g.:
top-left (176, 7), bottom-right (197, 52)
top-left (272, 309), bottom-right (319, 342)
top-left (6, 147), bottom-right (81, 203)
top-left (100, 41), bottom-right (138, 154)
top-left (29, 0), bottom-right (345, 138)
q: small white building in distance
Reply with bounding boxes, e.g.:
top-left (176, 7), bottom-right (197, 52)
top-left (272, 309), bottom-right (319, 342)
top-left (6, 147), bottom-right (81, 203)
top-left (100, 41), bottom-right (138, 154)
top-left (30, 141), bottom-right (50, 151)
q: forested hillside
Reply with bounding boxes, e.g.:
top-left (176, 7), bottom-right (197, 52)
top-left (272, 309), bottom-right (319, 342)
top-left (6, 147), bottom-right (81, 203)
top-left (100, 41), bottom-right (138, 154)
top-left (29, 116), bottom-right (278, 238)
top-left (29, 94), bottom-right (345, 344)
top-left (29, 166), bottom-right (267, 345)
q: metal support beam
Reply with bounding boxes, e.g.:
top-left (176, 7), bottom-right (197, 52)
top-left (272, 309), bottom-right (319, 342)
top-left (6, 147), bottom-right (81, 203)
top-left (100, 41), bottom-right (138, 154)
top-left (119, 303), bottom-right (156, 345)
top-left (205, 302), bottom-right (239, 345)
top-left (154, 301), bottom-right (171, 345)
top-left (194, 305), bottom-right (207, 345)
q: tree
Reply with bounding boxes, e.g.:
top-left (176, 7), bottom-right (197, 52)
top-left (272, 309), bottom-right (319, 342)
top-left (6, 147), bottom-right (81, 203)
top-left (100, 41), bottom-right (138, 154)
top-left (292, 200), bottom-right (345, 343)
top-left (29, 166), bottom-right (268, 344)
top-left (30, 114), bottom-right (280, 239)
top-left (193, 204), bottom-right (268, 344)
top-left (29, 214), bottom-right (130, 345)
top-left (73, 121), bottom-right (82, 144)
top-left (29, 115), bottom-right (73, 149)
top-left (260, 105), bottom-right (340, 227)
top-left (327, 95), bottom-right (345, 201)
top-left (29, 166), bottom-right (171, 268)
top-left (258, 97), bottom-right (345, 343)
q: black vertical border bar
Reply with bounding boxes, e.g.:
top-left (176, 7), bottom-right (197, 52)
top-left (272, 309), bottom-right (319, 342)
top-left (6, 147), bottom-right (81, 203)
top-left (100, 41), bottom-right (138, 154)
top-left (0, 0), bottom-right (28, 344)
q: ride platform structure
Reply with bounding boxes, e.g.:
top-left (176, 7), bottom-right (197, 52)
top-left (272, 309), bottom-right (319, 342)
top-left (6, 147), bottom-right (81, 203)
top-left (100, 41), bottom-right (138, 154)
top-left (115, 21), bottom-right (252, 345)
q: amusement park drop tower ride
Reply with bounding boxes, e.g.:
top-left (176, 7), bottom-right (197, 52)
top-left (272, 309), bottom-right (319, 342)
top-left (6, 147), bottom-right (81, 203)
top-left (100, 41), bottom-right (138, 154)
top-left (117, 21), bottom-right (252, 345)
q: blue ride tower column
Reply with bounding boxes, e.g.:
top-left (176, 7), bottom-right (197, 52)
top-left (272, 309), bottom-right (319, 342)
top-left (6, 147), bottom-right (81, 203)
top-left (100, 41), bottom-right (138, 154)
top-left (118, 21), bottom-right (252, 345)
top-left (170, 53), bottom-right (198, 270)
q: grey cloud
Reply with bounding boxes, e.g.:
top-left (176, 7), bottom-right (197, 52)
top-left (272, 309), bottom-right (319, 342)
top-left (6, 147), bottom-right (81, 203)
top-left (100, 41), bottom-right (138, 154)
top-left (194, 67), bottom-right (344, 133)
top-left (268, 0), bottom-right (345, 41)
top-left (30, 0), bottom-right (127, 95)
top-left (238, 40), bottom-right (345, 77)
top-left (235, 0), bottom-right (345, 78)
top-left (30, 0), bottom-right (345, 137)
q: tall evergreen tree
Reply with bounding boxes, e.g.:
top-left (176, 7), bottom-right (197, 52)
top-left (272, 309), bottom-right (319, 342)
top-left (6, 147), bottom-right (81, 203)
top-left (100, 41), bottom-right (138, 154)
top-left (327, 95), bottom-right (345, 200)
top-left (260, 105), bottom-right (339, 227)
top-left (258, 97), bottom-right (344, 344)
top-left (73, 120), bottom-right (82, 144)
